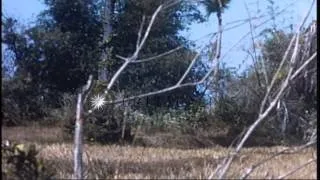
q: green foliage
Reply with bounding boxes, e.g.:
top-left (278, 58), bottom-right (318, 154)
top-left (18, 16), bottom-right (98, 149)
top-left (200, 0), bottom-right (231, 18)
top-left (41, 93), bottom-right (77, 129)
top-left (2, 0), bottom-right (208, 127)
top-left (3, 0), bottom-right (103, 94)
top-left (61, 84), bottom-right (133, 144)
top-left (259, 26), bottom-right (317, 143)
top-left (63, 103), bottom-right (133, 144)
top-left (209, 23), bottom-right (317, 145)
top-left (49, 0), bottom-right (209, 143)
top-left (107, 0), bottom-right (207, 111)
top-left (260, 30), bottom-right (293, 78)
top-left (1, 77), bottom-right (47, 126)
top-left (85, 106), bottom-right (133, 144)
top-left (2, 141), bottom-right (56, 180)
top-left (134, 102), bottom-right (211, 134)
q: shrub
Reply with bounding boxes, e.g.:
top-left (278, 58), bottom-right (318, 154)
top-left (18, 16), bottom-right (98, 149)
top-left (63, 95), bottom-right (134, 144)
top-left (2, 141), bottom-right (56, 180)
top-left (83, 105), bottom-right (133, 144)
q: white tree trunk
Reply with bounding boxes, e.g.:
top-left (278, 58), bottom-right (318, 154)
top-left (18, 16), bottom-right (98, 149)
top-left (73, 75), bottom-right (93, 179)
top-left (73, 93), bottom-right (83, 179)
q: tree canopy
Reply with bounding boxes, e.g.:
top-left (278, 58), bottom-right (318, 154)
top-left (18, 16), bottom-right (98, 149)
top-left (2, 0), bottom-right (215, 113)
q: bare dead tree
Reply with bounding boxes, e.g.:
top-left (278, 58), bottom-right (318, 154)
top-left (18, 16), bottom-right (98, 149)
top-left (73, 75), bottom-right (93, 179)
top-left (73, 2), bottom-right (223, 179)
top-left (87, 4), bottom-right (224, 114)
top-left (214, 0), bottom-right (316, 179)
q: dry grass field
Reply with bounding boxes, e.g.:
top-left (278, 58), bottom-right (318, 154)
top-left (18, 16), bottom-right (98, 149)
top-left (2, 126), bottom-right (317, 179)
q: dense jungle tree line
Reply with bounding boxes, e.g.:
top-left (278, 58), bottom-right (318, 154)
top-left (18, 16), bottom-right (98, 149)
top-left (2, 0), bottom-right (316, 146)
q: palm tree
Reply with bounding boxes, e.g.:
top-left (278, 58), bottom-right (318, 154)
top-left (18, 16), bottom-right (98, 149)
top-left (200, 0), bottom-right (231, 19)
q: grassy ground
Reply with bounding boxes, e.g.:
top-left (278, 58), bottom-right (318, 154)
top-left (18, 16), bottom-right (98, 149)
top-left (2, 126), bottom-right (317, 179)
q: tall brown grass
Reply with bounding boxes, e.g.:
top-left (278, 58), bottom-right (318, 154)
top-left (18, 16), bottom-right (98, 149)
top-left (2, 126), bottom-right (317, 179)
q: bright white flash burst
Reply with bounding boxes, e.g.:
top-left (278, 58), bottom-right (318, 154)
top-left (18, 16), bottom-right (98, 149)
top-left (90, 94), bottom-right (106, 110)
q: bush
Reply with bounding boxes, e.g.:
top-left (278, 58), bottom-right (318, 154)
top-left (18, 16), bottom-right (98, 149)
top-left (63, 102), bottom-right (133, 144)
top-left (2, 78), bottom-right (38, 126)
top-left (208, 24), bottom-right (317, 146)
top-left (42, 93), bottom-right (76, 127)
top-left (2, 141), bottom-right (56, 180)
top-left (136, 104), bottom-right (213, 134)
top-left (1, 77), bottom-right (63, 127)
top-left (84, 105), bottom-right (133, 144)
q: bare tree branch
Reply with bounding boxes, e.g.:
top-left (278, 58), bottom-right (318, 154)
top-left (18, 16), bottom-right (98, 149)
top-left (290, 52), bottom-right (317, 80)
top-left (215, 1), bottom-right (316, 178)
top-left (277, 158), bottom-right (316, 179)
top-left (244, 2), bottom-right (262, 88)
top-left (136, 16), bottom-right (146, 50)
top-left (131, 46), bottom-right (184, 63)
top-left (177, 53), bottom-right (200, 85)
top-left (95, 79), bottom-right (202, 106)
top-left (261, 57), bottom-right (270, 87)
top-left (102, 5), bottom-right (163, 96)
top-left (133, 5), bottom-right (163, 59)
top-left (258, 34), bottom-right (296, 114)
top-left (116, 0), bottom-right (296, 68)
top-left (240, 141), bottom-right (316, 179)
top-left (259, 0), bottom-right (316, 114)
top-left (83, 75), bottom-right (94, 104)
top-left (220, 0), bottom-right (298, 62)
top-left (87, 1), bottom-right (224, 113)
top-left (223, 0), bottom-right (296, 29)
top-left (92, 34), bottom-right (222, 109)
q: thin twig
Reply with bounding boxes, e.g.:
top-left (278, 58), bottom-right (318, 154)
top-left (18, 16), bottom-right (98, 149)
top-left (261, 57), bottom-right (269, 87)
top-left (131, 46), bottom-right (184, 63)
top-left (290, 52), bottom-right (317, 80)
top-left (240, 141), bottom-right (316, 179)
top-left (220, 0), bottom-right (297, 62)
top-left (133, 5), bottom-right (163, 59)
top-left (244, 2), bottom-right (262, 88)
top-left (103, 5), bottom-right (163, 95)
top-left (277, 158), bottom-right (316, 179)
top-left (177, 53), bottom-right (200, 85)
top-left (136, 16), bottom-right (146, 50)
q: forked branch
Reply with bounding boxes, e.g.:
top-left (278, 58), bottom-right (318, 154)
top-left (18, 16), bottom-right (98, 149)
top-left (88, 2), bottom-right (223, 113)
